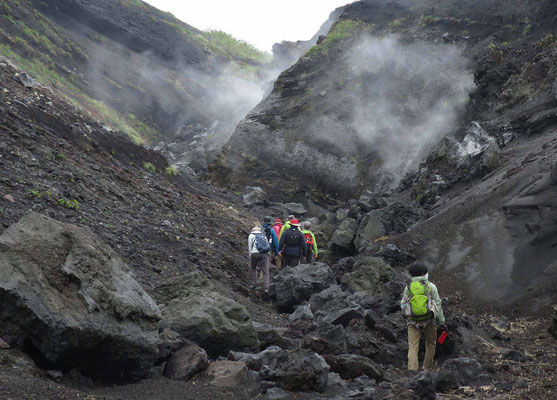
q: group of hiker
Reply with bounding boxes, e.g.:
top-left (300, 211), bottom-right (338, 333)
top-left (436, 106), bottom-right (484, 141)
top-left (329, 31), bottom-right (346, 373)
top-left (248, 216), bottom-right (447, 373)
top-left (247, 215), bottom-right (318, 290)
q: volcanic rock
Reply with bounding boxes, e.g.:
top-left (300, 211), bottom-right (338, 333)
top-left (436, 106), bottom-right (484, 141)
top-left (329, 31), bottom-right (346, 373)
top-left (269, 263), bottom-right (336, 313)
top-left (163, 345), bottom-right (209, 381)
top-left (330, 218), bottom-right (358, 251)
top-left (442, 358), bottom-right (489, 386)
top-left (204, 360), bottom-right (248, 387)
top-left (154, 272), bottom-right (259, 357)
top-left (324, 354), bottom-right (383, 381)
top-left (0, 212), bottom-right (161, 381)
top-left (354, 210), bottom-right (385, 250)
top-left (340, 257), bottom-right (394, 293)
top-left (243, 186), bottom-right (268, 208)
top-left (260, 350), bottom-right (329, 392)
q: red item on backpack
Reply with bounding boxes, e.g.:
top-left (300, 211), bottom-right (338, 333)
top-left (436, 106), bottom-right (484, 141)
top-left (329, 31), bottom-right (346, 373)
top-left (438, 330), bottom-right (449, 345)
top-left (304, 233), bottom-right (314, 251)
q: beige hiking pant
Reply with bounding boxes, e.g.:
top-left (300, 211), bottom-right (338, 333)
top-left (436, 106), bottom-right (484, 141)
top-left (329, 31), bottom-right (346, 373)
top-left (408, 323), bottom-right (437, 371)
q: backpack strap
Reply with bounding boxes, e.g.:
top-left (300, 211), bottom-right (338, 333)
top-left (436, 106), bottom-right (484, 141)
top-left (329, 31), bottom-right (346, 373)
top-left (422, 280), bottom-right (431, 296)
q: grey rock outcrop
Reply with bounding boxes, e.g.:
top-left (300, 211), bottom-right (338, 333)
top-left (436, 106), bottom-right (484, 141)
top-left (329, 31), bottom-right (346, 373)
top-left (442, 358), bottom-right (489, 386)
top-left (340, 257), bottom-right (394, 293)
top-left (289, 304), bottom-right (314, 322)
top-left (324, 354), bottom-right (383, 381)
top-left (260, 350), bottom-right (329, 392)
top-left (243, 186), bottom-right (268, 208)
top-left (253, 322), bottom-right (296, 350)
top-left (204, 360), bottom-right (248, 387)
top-left (269, 263), bottom-right (336, 312)
top-left (0, 212), bottom-right (161, 380)
top-left (163, 345), bottom-right (209, 381)
top-left (154, 272), bottom-right (259, 357)
top-left (284, 202), bottom-right (308, 215)
top-left (409, 371), bottom-right (437, 400)
top-left (354, 210), bottom-right (385, 250)
top-left (330, 218), bottom-right (358, 251)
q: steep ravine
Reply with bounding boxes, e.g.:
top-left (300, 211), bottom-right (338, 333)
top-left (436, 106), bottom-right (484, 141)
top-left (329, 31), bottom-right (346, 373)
top-left (1, 0), bottom-right (557, 399)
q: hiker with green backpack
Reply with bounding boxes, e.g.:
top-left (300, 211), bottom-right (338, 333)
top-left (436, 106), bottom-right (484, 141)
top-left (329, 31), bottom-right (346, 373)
top-left (400, 262), bottom-right (447, 371)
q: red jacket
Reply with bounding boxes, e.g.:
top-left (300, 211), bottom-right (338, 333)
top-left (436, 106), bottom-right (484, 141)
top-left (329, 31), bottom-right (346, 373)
top-left (272, 223), bottom-right (282, 238)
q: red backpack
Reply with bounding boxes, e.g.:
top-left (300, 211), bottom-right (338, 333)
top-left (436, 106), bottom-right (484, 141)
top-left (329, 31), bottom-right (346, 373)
top-left (304, 233), bottom-right (314, 251)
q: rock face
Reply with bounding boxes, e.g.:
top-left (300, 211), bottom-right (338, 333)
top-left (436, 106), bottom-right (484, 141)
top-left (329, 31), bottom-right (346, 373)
top-left (204, 360), bottom-right (248, 387)
top-left (163, 345), bottom-right (209, 381)
top-left (340, 257), bottom-right (394, 293)
top-left (330, 218), bottom-right (359, 252)
top-left (324, 354), bottom-right (383, 380)
top-left (0, 212), bottom-right (161, 381)
top-left (154, 273), bottom-right (259, 357)
top-left (284, 203), bottom-right (308, 215)
top-left (442, 358), bottom-right (489, 386)
top-left (260, 350), bottom-right (330, 392)
top-left (13, 0), bottom-right (269, 145)
top-left (243, 186), bottom-right (268, 208)
top-left (354, 210), bottom-right (385, 250)
top-left (269, 263), bottom-right (336, 312)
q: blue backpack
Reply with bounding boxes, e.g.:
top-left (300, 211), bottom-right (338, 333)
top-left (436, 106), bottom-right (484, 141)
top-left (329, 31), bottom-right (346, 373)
top-left (254, 233), bottom-right (271, 253)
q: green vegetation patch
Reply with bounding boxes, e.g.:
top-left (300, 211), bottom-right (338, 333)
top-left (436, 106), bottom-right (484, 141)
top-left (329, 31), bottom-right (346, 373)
top-left (58, 198), bottom-right (80, 209)
top-left (16, 20), bottom-right (57, 54)
top-left (196, 30), bottom-right (271, 65)
top-left (119, 0), bottom-right (148, 11)
top-left (306, 19), bottom-right (374, 58)
top-left (161, 18), bottom-right (270, 66)
top-left (143, 162), bottom-right (156, 172)
top-left (165, 166), bottom-right (178, 176)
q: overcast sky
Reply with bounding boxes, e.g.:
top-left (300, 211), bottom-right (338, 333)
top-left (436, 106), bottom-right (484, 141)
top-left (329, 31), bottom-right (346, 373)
top-left (144, 0), bottom-right (353, 52)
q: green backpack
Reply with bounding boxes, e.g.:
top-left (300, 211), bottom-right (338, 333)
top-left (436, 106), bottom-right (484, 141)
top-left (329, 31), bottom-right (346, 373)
top-left (408, 280), bottom-right (433, 321)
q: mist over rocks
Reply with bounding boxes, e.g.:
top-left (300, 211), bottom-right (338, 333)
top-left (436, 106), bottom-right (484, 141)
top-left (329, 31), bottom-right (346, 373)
top-left (218, 32), bottom-right (474, 199)
top-left (2, 0), bottom-right (557, 398)
top-left (2, 0), bottom-right (278, 177)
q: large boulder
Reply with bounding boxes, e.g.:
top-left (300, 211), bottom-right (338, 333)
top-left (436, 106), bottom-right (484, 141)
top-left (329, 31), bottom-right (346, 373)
top-left (323, 354), bottom-right (383, 381)
top-left (260, 350), bottom-right (329, 392)
top-left (408, 372), bottom-right (437, 400)
top-left (354, 211), bottom-right (386, 250)
top-left (302, 324), bottom-right (347, 355)
top-left (330, 218), bottom-right (358, 251)
top-left (243, 186), bottom-right (268, 208)
top-left (358, 190), bottom-right (387, 212)
top-left (0, 212), bottom-right (161, 380)
top-left (154, 273), bottom-right (259, 357)
top-left (253, 322), bottom-right (296, 350)
top-left (163, 345), bottom-right (209, 381)
top-left (269, 263), bottom-right (336, 312)
top-left (340, 257), bottom-right (394, 293)
top-left (204, 360), bottom-right (248, 387)
top-left (284, 202), bottom-right (308, 215)
top-left (442, 358), bottom-right (490, 386)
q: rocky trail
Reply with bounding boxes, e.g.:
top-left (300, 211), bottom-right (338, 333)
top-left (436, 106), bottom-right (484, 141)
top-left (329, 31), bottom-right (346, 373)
top-left (1, 0), bottom-right (557, 399)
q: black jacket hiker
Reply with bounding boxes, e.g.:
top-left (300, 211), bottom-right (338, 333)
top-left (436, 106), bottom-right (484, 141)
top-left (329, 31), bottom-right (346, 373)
top-left (279, 225), bottom-right (306, 267)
